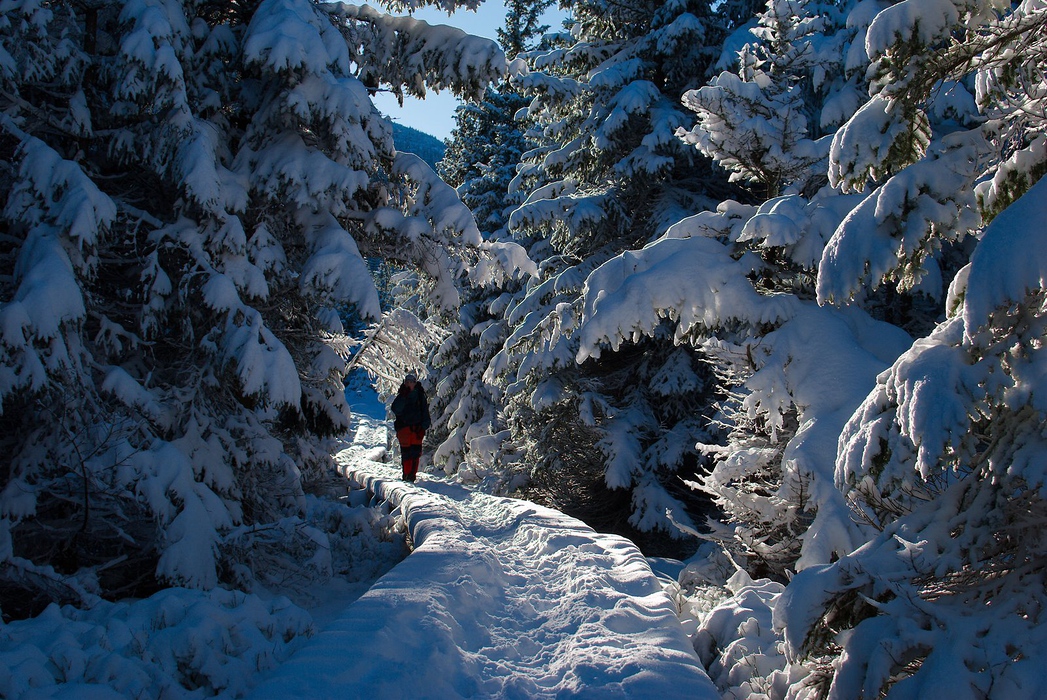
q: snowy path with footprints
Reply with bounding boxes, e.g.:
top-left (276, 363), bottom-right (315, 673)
top-left (249, 411), bottom-right (717, 699)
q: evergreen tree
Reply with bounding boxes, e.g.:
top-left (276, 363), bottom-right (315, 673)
top-left (439, 86), bottom-right (531, 234)
top-left (776, 0), bottom-right (1047, 694)
top-left (570, 0), bottom-right (970, 581)
top-left (0, 0), bottom-right (507, 614)
top-left (422, 0), bottom-right (551, 489)
top-left (676, 0), bottom-right (850, 198)
top-left (439, 0), bottom-right (553, 235)
top-left (664, 0), bottom-right (898, 579)
top-left (582, 0), bottom-right (1045, 691)
top-left (484, 0), bottom-right (751, 551)
top-left (578, 0), bottom-right (977, 582)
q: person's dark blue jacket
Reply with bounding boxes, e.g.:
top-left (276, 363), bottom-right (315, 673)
top-left (391, 383), bottom-right (431, 431)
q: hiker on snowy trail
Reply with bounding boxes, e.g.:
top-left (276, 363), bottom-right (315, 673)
top-left (391, 372), bottom-right (430, 482)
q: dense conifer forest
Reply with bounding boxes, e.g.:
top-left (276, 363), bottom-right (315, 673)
top-left (2, 0), bottom-right (1046, 696)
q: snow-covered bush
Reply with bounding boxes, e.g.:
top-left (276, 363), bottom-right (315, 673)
top-left (0, 588), bottom-right (313, 699)
top-left (667, 544), bottom-right (808, 700)
top-left (694, 572), bottom-right (796, 699)
top-left (220, 494), bottom-right (408, 603)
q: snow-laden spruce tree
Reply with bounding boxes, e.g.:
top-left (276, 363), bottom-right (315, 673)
top-left (0, 0), bottom-right (508, 614)
top-left (660, 0), bottom-right (978, 583)
top-left (676, 0), bottom-right (851, 199)
top-left (421, 0), bottom-right (550, 487)
top-left (576, 201), bottom-right (915, 579)
top-left (475, 0), bottom-right (756, 552)
top-left (568, 0), bottom-right (923, 580)
top-left (440, 87), bottom-right (529, 233)
top-left (772, 0), bottom-right (1047, 695)
top-left (439, 0), bottom-right (553, 235)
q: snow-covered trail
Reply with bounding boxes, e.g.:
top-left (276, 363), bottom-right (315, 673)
top-left (250, 416), bottom-right (717, 699)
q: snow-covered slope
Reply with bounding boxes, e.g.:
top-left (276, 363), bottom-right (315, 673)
top-left (250, 451), bottom-right (717, 699)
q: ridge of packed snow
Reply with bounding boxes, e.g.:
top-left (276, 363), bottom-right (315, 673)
top-left (249, 454), bottom-right (718, 699)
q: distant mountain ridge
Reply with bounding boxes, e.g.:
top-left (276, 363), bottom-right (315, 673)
top-left (390, 122), bottom-right (446, 170)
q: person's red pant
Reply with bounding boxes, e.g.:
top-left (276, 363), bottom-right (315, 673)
top-left (396, 426), bottom-right (425, 481)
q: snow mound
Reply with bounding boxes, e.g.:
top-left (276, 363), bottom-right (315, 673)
top-left (0, 589), bottom-right (311, 699)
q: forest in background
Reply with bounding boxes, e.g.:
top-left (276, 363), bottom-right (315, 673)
top-left (391, 122), bottom-right (445, 170)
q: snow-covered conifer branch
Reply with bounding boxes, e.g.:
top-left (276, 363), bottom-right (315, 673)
top-left (322, 2), bottom-right (507, 102)
top-left (818, 131), bottom-right (986, 304)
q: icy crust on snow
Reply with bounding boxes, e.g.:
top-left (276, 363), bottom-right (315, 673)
top-left (251, 460), bottom-right (719, 699)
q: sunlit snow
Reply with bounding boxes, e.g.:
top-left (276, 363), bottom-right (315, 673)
top-left (3, 391), bottom-right (719, 699)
